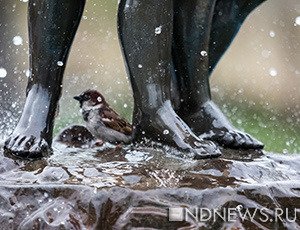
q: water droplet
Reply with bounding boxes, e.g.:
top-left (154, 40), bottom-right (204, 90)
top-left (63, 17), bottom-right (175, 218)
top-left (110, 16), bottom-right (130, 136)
top-left (236, 204), bottom-right (243, 211)
top-left (57, 61), bottom-right (64, 66)
top-left (11, 102), bottom-right (17, 108)
top-left (269, 68), bottom-right (278, 77)
top-left (0, 68), bottom-right (7, 78)
top-left (163, 129), bottom-right (169, 135)
top-left (261, 50), bottom-right (271, 58)
top-left (138, 64), bottom-right (143, 68)
top-left (269, 31), bottom-right (275, 38)
top-left (201, 50), bottom-right (208, 57)
top-left (155, 26), bottom-right (162, 35)
top-left (97, 96), bottom-right (102, 102)
top-left (282, 149), bottom-right (288, 154)
top-left (25, 69), bottom-right (31, 78)
top-left (13, 36), bottom-right (23, 46)
top-left (123, 103), bottom-right (128, 108)
top-left (294, 16), bottom-right (300, 26)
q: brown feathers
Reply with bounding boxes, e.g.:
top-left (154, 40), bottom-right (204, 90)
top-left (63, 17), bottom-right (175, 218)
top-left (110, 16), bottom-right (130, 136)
top-left (99, 105), bottom-right (132, 135)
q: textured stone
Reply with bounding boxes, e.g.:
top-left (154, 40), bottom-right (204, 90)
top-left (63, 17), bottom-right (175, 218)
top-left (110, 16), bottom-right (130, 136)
top-left (0, 126), bottom-right (299, 229)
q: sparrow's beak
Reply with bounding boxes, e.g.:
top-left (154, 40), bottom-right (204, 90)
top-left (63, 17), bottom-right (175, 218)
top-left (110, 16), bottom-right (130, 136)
top-left (73, 95), bottom-right (82, 101)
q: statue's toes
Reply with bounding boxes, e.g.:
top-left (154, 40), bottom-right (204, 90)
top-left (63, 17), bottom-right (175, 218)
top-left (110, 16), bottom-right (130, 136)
top-left (5, 135), bottom-right (19, 149)
top-left (207, 131), bottom-right (234, 147)
top-left (18, 136), bottom-right (35, 150)
top-left (241, 133), bottom-right (264, 149)
top-left (4, 135), bottom-right (51, 159)
top-left (204, 130), bottom-right (264, 150)
top-left (193, 140), bottom-right (222, 160)
top-left (218, 131), bottom-right (235, 146)
top-left (27, 138), bottom-right (50, 158)
top-left (5, 135), bottom-right (30, 151)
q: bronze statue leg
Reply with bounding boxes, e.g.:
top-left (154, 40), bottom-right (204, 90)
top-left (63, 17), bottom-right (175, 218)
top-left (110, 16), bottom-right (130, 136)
top-left (4, 0), bottom-right (86, 158)
top-left (173, 0), bottom-right (264, 149)
top-left (118, 0), bottom-right (221, 158)
top-left (209, 0), bottom-right (267, 70)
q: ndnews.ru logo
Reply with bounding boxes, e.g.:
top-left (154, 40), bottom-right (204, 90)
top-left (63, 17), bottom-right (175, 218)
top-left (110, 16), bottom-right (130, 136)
top-left (169, 206), bottom-right (299, 223)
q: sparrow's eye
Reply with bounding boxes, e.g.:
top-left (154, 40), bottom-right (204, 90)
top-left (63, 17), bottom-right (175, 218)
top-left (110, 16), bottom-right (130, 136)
top-left (83, 94), bottom-right (90, 101)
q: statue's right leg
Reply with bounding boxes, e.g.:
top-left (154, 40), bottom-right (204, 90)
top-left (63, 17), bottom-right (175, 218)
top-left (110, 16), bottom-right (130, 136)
top-left (173, 0), bottom-right (264, 149)
top-left (209, 0), bottom-right (266, 70)
top-left (118, 0), bottom-right (221, 159)
top-left (4, 0), bottom-right (85, 158)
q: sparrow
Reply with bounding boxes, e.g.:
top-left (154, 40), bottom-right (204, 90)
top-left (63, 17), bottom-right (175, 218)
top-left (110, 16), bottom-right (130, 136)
top-left (74, 90), bottom-right (133, 144)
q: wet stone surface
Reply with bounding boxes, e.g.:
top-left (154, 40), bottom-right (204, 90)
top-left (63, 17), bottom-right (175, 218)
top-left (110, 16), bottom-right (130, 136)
top-left (0, 126), bottom-right (299, 229)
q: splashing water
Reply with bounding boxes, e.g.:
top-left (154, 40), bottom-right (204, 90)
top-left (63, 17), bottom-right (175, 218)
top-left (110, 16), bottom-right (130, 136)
top-left (269, 68), bottom-right (278, 77)
top-left (155, 26), bottom-right (162, 35)
top-left (0, 68), bottom-right (7, 78)
top-left (201, 50), bottom-right (208, 57)
top-left (25, 69), bottom-right (31, 77)
top-left (57, 61), bottom-right (64, 67)
top-left (12, 36), bottom-right (23, 46)
top-left (294, 16), bottom-right (300, 26)
top-left (163, 129), bottom-right (169, 135)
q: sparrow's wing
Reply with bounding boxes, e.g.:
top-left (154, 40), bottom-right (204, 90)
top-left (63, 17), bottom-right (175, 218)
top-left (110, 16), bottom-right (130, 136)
top-left (100, 106), bottom-right (132, 135)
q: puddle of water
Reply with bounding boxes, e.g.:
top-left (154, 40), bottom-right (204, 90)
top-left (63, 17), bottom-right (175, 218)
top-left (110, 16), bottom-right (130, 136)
top-left (1, 132), bottom-right (300, 190)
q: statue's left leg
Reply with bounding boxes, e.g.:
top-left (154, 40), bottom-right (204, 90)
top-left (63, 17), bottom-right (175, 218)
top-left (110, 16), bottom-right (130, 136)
top-left (4, 0), bottom-right (86, 158)
top-left (173, 0), bottom-right (265, 149)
